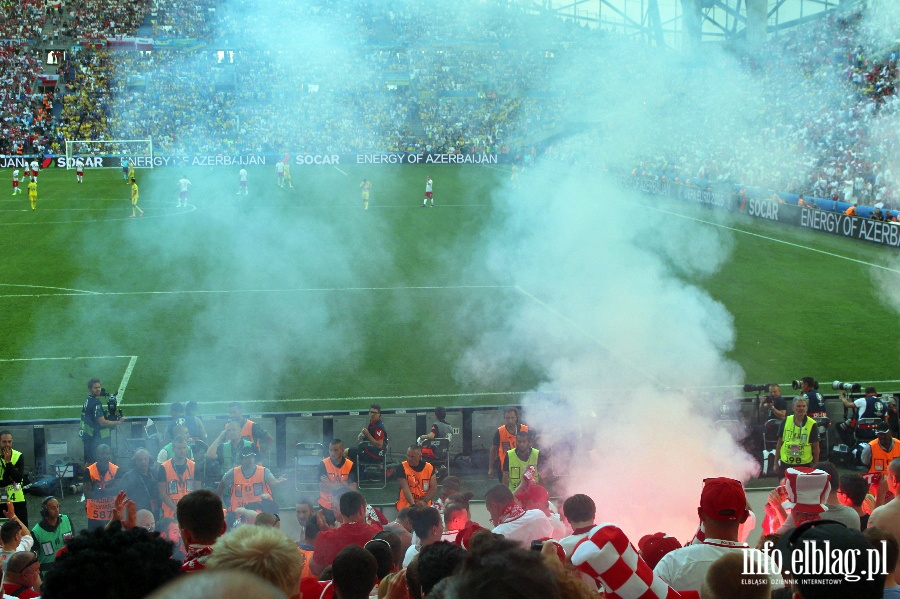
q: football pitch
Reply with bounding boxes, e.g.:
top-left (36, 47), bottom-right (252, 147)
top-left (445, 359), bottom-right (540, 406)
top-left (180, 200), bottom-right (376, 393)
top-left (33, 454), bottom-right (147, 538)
top-left (0, 162), bottom-right (898, 422)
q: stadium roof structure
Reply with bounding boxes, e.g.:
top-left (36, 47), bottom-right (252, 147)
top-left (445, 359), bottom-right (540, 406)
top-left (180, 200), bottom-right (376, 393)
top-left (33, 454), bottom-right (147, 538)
top-left (525, 0), bottom-right (861, 49)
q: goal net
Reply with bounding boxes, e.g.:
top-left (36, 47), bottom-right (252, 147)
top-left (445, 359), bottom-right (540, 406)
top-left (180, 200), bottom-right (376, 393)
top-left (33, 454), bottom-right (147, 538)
top-left (64, 139), bottom-right (154, 170)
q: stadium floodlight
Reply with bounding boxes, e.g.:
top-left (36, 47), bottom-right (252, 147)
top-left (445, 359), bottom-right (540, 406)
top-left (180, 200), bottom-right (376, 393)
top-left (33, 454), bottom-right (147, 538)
top-left (64, 139), bottom-right (154, 170)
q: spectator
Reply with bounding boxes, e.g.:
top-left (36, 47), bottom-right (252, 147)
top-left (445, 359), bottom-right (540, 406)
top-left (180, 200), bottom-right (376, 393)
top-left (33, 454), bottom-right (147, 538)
top-left (177, 489), bottom-right (227, 572)
top-left (654, 477), bottom-right (781, 592)
top-left (863, 528), bottom-right (900, 598)
top-left (294, 498), bottom-right (314, 538)
top-left (869, 460), bottom-right (900, 577)
top-left (515, 483), bottom-right (565, 538)
top-left (310, 490), bottom-right (382, 576)
top-left (450, 537), bottom-right (560, 598)
top-left (136, 509), bottom-right (156, 531)
top-left (394, 445), bottom-right (438, 510)
top-left (701, 552), bottom-right (770, 599)
top-left (184, 401), bottom-right (208, 443)
top-left (774, 520), bottom-right (884, 598)
top-left (157, 517), bottom-right (186, 561)
top-left (837, 474), bottom-right (871, 529)
top-left (146, 570), bottom-right (287, 599)
top-left (0, 503), bottom-right (33, 571)
top-left (558, 494), bottom-right (596, 556)
top-left (364, 538), bottom-right (394, 582)
top-left (417, 541), bottom-right (465, 596)
top-left (205, 525), bottom-right (303, 599)
top-left (41, 525), bottom-right (181, 599)
top-left (777, 462), bottom-right (860, 531)
top-left (117, 448), bottom-right (161, 517)
top-left (382, 506), bottom-right (414, 556)
top-left (332, 545), bottom-right (378, 599)
top-left (373, 530), bottom-right (403, 572)
top-left (442, 502), bottom-right (471, 543)
top-left (484, 483), bottom-right (554, 547)
top-left (638, 533), bottom-right (682, 570)
top-left (489, 407), bottom-right (528, 480)
top-left (402, 505), bottom-right (443, 567)
top-left (2, 551), bottom-right (42, 599)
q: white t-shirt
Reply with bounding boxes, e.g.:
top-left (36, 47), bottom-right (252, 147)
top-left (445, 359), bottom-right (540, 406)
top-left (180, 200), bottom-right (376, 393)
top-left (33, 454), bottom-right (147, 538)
top-left (76, 158), bottom-right (84, 170)
top-left (491, 509), bottom-right (555, 548)
top-left (0, 536), bottom-right (35, 571)
top-left (654, 539), bottom-right (782, 592)
top-left (239, 169), bottom-right (248, 182)
top-left (29, 161), bottom-right (38, 170)
top-left (179, 178), bottom-right (191, 192)
top-left (425, 179), bottom-right (432, 192)
top-left (275, 162), bottom-right (284, 174)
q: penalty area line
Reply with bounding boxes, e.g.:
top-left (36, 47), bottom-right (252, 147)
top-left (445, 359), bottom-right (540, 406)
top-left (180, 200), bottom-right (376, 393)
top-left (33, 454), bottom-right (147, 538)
top-left (117, 356), bottom-right (138, 405)
top-left (0, 355), bottom-right (136, 363)
top-left (334, 166), bottom-right (349, 176)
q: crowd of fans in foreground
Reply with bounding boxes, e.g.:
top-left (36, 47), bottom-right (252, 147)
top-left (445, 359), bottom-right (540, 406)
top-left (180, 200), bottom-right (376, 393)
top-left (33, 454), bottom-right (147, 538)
top-left (7, 463), bottom-right (900, 599)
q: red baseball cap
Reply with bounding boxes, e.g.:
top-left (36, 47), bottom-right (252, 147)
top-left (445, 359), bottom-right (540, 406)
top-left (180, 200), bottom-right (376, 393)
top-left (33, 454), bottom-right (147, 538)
top-left (699, 477), bottom-right (747, 522)
top-left (638, 532), bottom-right (682, 569)
top-left (516, 484), bottom-right (550, 505)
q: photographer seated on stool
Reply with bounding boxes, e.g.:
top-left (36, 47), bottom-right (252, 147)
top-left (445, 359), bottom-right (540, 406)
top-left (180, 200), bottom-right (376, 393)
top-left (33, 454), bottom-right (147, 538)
top-left (418, 407), bottom-right (452, 474)
top-left (838, 386), bottom-right (886, 445)
top-left (776, 397), bottom-right (820, 473)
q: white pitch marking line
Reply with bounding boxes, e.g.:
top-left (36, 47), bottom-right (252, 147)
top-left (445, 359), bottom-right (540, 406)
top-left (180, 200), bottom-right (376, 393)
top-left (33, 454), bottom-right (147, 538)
top-left (0, 389), bottom-right (544, 410)
top-left (0, 284), bottom-right (513, 299)
top-left (334, 166), bottom-right (349, 176)
top-left (0, 355), bottom-right (136, 362)
top-left (0, 203), bottom-right (197, 226)
top-left (645, 206), bottom-right (900, 275)
top-left (0, 283), bottom-right (99, 295)
top-left (117, 356), bottom-right (138, 405)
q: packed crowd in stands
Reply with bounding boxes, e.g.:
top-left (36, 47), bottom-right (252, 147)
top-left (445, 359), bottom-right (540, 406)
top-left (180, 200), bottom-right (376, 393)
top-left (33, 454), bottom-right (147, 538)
top-left (4, 398), bottom-right (900, 598)
top-left (0, 0), bottom-right (896, 207)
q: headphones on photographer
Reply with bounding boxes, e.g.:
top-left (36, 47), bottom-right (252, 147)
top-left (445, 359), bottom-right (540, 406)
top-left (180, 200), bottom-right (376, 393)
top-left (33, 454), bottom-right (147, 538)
top-left (40, 496), bottom-right (57, 519)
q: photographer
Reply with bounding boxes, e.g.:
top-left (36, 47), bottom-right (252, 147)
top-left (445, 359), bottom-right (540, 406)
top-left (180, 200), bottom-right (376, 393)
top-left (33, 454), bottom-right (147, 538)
top-left (837, 386), bottom-right (886, 445)
top-left (759, 384), bottom-right (787, 420)
top-left (798, 376), bottom-right (827, 417)
top-left (80, 378), bottom-right (126, 465)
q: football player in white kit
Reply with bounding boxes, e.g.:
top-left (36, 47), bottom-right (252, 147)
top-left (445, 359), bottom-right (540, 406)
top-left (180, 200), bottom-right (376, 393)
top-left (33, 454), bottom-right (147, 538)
top-left (11, 169), bottom-right (21, 195)
top-left (238, 168), bottom-right (248, 195)
top-left (76, 157), bottom-right (85, 183)
top-left (29, 159), bottom-right (39, 182)
top-left (177, 176), bottom-right (192, 207)
top-left (422, 176), bottom-right (433, 207)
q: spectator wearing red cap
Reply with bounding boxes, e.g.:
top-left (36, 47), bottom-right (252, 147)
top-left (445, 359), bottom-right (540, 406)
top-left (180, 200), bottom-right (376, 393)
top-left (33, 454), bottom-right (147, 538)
top-left (515, 483), bottom-right (566, 539)
top-left (639, 533), bottom-right (682, 569)
top-left (654, 477), bottom-right (782, 593)
top-left (485, 484), bottom-right (554, 548)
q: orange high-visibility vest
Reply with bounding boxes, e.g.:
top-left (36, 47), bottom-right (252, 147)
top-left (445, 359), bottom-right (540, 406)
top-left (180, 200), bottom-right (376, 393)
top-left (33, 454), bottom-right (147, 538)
top-left (86, 462), bottom-right (118, 521)
top-left (396, 461), bottom-right (434, 510)
top-left (161, 459), bottom-right (196, 518)
top-left (869, 439), bottom-right (900, 474)
top-left (318, 457), bottom-right (354, 511)
top-left (497, 424), bottom-right (528, 466)
top-left (240, 419), bottom-right (258, 449)
top-left (230, 465), bottom-right (270, 512)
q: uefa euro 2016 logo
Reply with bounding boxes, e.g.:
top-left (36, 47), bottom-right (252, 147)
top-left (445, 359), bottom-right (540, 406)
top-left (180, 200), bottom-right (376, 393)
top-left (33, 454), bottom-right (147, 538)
top-left (745, 540), bottom-right (889, 584)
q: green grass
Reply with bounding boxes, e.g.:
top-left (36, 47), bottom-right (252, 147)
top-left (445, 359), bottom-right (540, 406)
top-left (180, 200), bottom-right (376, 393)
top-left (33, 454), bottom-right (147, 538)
top-left (0, 164), bottom-right (897, 420)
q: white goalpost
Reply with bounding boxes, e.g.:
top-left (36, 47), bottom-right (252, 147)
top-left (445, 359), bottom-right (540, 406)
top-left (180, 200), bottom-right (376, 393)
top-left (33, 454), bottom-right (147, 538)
top-left (64, 139), bottom-right (154, 169)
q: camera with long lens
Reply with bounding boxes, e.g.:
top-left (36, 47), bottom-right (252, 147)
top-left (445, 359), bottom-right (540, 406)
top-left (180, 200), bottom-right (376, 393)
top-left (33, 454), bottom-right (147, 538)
top-left (105, 392), bottom-right (122, 421)
top-left (743, 384), bottom-right (772, 393)
top-left (792, 379), bottom-right (819, 390)
top-left (832, 381), bottom-right (861, 393)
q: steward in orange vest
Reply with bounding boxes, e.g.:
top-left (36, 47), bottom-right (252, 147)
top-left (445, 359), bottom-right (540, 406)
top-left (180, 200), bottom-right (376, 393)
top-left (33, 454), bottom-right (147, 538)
top-left (217, 445), bottom-right (286, 512)
top-left (396, 445), bottom-right (437, 510)
top-left (489, 408), bottom-right (528, 478)
top-left (85, 444), bottom-right (119, 530)
top-left (158, 439), bottom-right (197, 518)
top-left (318, 440), bottom-right (357, 514)
top-left (867, 427), bottom-right (900, 475)
top-left (228, 403), bottom-right (274, 455)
